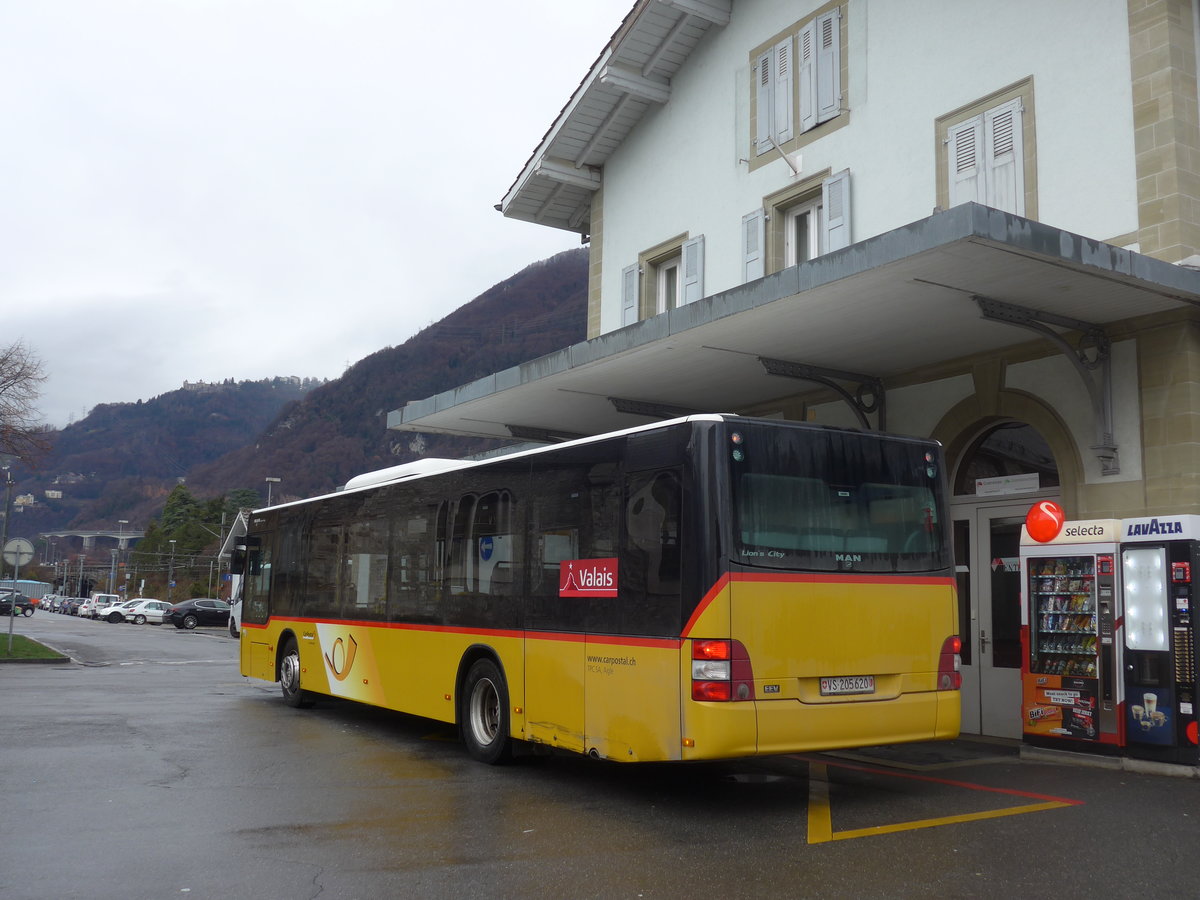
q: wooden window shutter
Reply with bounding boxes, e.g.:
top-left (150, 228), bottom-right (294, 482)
top-left (773, 37), bottom-right (794, 144)
top-left (946, 115), bottom-right (984, 208)
top-left (742, 209), bottom-right (766, 281)
top-left (621, 263), bottom-right (639, 326)
top-left (681, 236), bottom-right (705, 305)
top-left (821, 170), bottom-right (851, 252)
top-left (798, 20), bottom-right (817, 133)
top-left (755, 50), bottom-right (774, 155)
top-left (984, 98), bottom-right (1024, 215)
top-left (815, 10), bottom-right (841, 124)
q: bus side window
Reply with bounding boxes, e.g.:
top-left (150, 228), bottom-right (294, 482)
top-left (473, 491), bottom-right (517, 598)
top-left (342, 518), bottom-right (388, 621)
top-left (304, 525), bottom-right (343, 619)
top-left (620, 469), bottom-right (682, 635)
top-left (389, 504), bottom-right (438, 624)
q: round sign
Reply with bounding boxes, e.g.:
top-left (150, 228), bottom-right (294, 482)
top-left (2, 537), bottom-right (34, 567)
top-left (1025, 501), bottom-right (1066, 543)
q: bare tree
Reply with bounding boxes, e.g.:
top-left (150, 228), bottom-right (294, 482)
top-left (0, 341), bottom-right (50, 463)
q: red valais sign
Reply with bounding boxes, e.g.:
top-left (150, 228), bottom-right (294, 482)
top-left (559, 558), bottom-right (619, 598)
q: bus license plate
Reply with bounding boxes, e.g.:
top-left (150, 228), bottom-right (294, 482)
top-left (820, 675), bottom-right (875, 696)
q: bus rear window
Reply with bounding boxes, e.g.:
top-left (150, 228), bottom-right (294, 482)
top-left (730, 424), bottom-right (949, 573)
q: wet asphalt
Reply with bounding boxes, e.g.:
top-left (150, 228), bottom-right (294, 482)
top-left (3, 611), bottom-right (1200, 900)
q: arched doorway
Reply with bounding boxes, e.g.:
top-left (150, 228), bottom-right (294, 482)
top-left (951, 422), bottom-right (1061, 738)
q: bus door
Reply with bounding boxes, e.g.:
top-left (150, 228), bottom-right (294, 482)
top-left (239, 532), bottom-right (276, 681)
top-left (954, 502), bottom-right (1028, 738)
top-left (584, 468), bottom-right (683, 762)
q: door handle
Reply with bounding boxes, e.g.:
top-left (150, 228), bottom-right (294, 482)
top-left (979, 630), bottom-right (990, 652)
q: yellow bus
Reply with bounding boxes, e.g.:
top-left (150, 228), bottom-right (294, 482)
top-left (236, 415), bottom-right (960, 763)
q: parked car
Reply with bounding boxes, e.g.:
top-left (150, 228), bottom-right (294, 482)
top-left (121, 599), bottom-right (171, 626)
top-left (79, 594), bottom-right (120, 619)
top-left (166, 598), bottom-right (231, 630)
top-left (91, 595), bottom-right (127, 620)
top-left (61, 597), bottom-right (85, 615)
top-left (0, 593), bottom-right (34, 616)
top-left (103, 599), bottom-right (143, 623)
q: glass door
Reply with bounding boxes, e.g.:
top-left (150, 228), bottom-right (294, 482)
top-left (954, 502), bottom-right (1035, 739)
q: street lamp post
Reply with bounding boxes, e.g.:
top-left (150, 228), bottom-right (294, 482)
top-left (108, 549), bottom-right (118, 593)
top-left (115, 520), bottom-right (129, 591)
top-left (167, 539), bottom-right (177, 603)
top-left (2, 465), bottom-right (15, 652)
top-left (265, 476), bottom-right (281, 507)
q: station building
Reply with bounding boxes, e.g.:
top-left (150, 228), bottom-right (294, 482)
top-left (389, 0), bottom-right (1200, 739)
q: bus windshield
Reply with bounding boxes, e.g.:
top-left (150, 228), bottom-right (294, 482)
top-left (730, 422), bottom-right (950, 573)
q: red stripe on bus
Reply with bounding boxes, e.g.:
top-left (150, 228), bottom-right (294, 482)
top-left (244, 617), bottom-right (678, 648)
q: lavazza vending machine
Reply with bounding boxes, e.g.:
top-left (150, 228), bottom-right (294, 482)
top-left (1020, 513), bottom-right (1124, 753)
top-left (1121, 515), bottom-right (1200, 765)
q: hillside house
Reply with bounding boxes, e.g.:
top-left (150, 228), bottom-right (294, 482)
top-left (390, 0), bottom-right (1200, 739)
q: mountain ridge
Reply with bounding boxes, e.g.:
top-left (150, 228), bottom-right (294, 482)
top-left (12, 247), bottom-right (589, 535)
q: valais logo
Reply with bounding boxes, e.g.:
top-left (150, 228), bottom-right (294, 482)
top-left (559, 558), bottom-right (619, 598)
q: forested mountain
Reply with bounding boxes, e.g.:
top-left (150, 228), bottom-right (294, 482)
top-left (12, 378), bottom-right (317, 535)
top-left (14, 248), bottom-right (589, 533)
top-left (187, 247), bottom-right (588, 503)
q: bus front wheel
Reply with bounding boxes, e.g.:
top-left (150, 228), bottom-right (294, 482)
top-left (461, 658), bottom-right (511, 765)
top-left (280, 638), bottom-right (314, 709)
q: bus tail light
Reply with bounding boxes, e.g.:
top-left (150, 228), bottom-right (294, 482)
top-left (938, 635), bottom-right (962, 691)
top-left (691, 639), bottom-right (755, 701)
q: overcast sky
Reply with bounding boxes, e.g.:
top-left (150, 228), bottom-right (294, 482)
top-left (1, 0), bottom-right (632, 427)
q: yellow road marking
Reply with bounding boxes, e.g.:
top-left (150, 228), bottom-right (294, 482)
top-left (804, 758), bottom-right (1082, 844)
top-left (807, 763), bottom-right (833, 843)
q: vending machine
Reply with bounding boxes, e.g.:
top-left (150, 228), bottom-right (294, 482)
top-left (1120, 515), bottom-right (1200, 765)
top-left (1020, 513), bottom-right (1124, 752)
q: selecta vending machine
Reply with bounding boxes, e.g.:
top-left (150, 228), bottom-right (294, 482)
top-left (1020, 503), bottom-right (1124, 752)
top-left (1120, 515), bottom-right (1200, 765)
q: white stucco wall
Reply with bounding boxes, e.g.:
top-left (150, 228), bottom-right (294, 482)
top-left (810, 341), bottom-right (1142, 487)
top-left (597, 0), bottom-right (1138, 334)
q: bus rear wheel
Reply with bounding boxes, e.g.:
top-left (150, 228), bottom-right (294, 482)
top-left (280, 638), bottom-right (314, 709)
top-left (461, 658), bottom-right (511, 764)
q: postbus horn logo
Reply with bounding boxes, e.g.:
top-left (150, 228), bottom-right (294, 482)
top-left (324, 634), bottom-right (359, 682)
top-left (1025, 501), bottom-right (1066, 543)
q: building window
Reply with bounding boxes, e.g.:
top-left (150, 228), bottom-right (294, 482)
top-left (655, 254), bottom-right (681, 315)
top-left (752, 5), bottom-right (843, 160)
top-left (784, 200), bottom-right (820, 266)
top-left (622, 235), bottom-right (705, 326)
top-left (937, 81), bottom-right (1036, 218)
top-left (743, 169), bottom-right (851, 281)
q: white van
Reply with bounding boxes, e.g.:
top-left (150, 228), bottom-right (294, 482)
top-left (81, 593), bottom-right (121, 620)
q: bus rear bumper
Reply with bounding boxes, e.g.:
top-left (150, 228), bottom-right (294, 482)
top-left (682, 690), bottom-right (960, 761)
top-left (757, 690), bottom-right (960, 756)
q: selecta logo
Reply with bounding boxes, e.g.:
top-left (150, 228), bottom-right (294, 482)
top-left (559, 558), bottom-right (619, 598)
top-left (1025, 501), bottom-right (1066, 543)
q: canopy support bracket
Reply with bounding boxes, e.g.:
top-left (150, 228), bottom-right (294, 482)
top-left (759, 357), bottom-right (886, 431)
top-left (975, 295), bottom-right (1119, 475)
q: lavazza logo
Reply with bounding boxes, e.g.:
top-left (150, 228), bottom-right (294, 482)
top-left (1125, 518), bottom-right (1184, 537)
